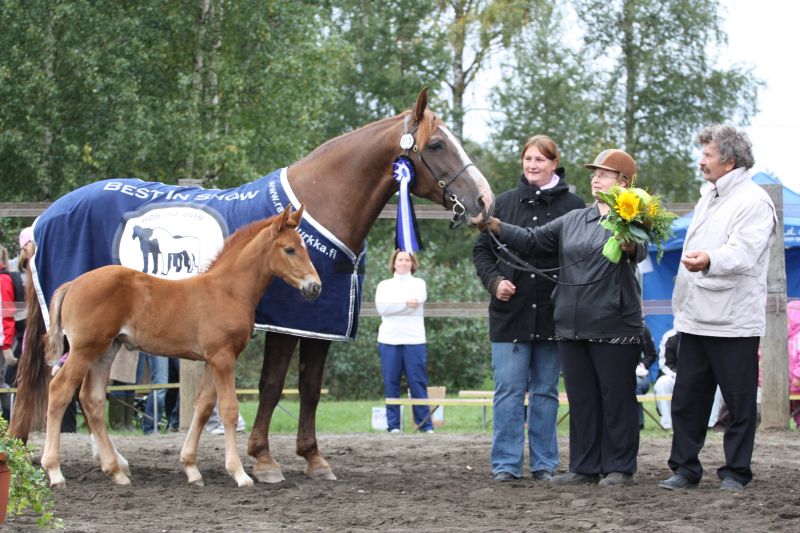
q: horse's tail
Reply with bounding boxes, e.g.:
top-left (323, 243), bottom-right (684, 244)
top-left (47, 283), bottom-right (70, 366)
top-left (8, 270), bottom-right (52, 442)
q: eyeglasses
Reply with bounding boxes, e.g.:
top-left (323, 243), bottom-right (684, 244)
top-left (590, 170), bottom-right (619, 181)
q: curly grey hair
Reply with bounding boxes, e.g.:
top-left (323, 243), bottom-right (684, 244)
top-left (697, 124), bottom-right (755, 170)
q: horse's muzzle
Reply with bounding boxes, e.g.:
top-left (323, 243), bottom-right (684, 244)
top-left (301, 278), bottom-right (322, 301)
top-left (465, 194), bottom-right (494, 226)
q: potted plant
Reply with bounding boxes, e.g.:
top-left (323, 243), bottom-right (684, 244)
top-left (0, 416), bottom-right (61, 528)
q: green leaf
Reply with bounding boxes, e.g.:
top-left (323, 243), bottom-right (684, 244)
top-left (628, 223), bottom-right (650, 241)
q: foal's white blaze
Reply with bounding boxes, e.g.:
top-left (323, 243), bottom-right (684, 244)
top-left (439, 125), bottom-right (494, 223)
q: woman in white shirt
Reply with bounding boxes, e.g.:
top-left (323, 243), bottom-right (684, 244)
top-left (375, 250), bottom-right (433, 433)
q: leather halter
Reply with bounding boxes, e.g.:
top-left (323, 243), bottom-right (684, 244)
top-left (400, 114), bottom-right (472, 224)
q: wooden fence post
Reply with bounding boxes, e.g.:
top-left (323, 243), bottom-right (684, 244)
top-left (762, 184), bottom-right (789, 429)
top-left (179, 360), bottom-right (206, 429)
top-left (176, 177), bottom-right (206, 429)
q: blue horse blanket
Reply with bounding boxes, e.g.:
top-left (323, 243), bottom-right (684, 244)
top-left (31, 168), bottom-right (366, 341)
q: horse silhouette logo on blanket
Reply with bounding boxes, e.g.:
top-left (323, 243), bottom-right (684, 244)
top-left (132, 224), bottom-right (201, 276)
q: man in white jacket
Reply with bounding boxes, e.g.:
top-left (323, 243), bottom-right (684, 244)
top-left (660, 124), bottom-right (776, 492)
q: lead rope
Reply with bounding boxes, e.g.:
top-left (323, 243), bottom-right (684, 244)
top-left (487, 231), bottom-right (623, 287)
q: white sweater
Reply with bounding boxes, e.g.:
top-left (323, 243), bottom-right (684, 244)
top-left (375, 272), bottom-right (427, 345)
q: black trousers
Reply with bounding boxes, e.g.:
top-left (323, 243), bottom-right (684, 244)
top-left (668, 333), bottom-right (759, 485)
top-left (560, 341), bottom-right (640, 475)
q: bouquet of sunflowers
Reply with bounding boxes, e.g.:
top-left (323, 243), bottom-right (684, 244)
top-left (595, 185), bottom-right (678, 263)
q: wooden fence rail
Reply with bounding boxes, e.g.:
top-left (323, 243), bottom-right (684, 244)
top-left (1, 202), bottom-right (697, 219)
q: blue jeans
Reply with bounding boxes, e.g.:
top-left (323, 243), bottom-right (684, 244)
top-left (379, 343), bottom-right (432, 432)
top-left (136, 352), bottom-right (168, 434)
top-left (491, 341), bottom-right (560, 477)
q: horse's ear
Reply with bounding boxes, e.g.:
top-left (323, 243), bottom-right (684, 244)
top-left (288, 204), bottom-right (304, 227)
top-left (276, 205), bottom-right (293, 231)
top-left (414, 87), bottom-right (428, 123)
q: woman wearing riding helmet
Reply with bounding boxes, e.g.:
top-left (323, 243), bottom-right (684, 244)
top-left (481, 148), bottom-right (646, 487)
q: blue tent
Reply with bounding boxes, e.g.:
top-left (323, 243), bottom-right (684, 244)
top-left (643, 172), bottom-right (800, 349)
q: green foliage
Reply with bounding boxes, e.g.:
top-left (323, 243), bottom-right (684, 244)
top-left (432, 0), bottom-right (532, 137)
top-left (0, 1), bottom-right (348, 200)
top-left (573, 0), bottom-right (762, 201)
top-left (0, 417), bottom-right (61, 528)
top-left (323, 0), bottom-right (450, 134)
top-left (488, 0), bottom-right (600, 201)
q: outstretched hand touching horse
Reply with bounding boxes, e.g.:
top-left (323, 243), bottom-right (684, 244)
top-left (41, 206), bottom-right (320, 488)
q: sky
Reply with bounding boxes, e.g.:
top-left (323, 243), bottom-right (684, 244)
top-left (462, 0), bottom-right (800, 191)
top-left (721, 0), bottom-right (800, 191)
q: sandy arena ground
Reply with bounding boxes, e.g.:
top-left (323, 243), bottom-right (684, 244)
top-left (5, 429), bottom-right (800, 532)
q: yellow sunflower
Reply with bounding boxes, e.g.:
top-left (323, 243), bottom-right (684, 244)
top-left (615, 189), bottom-right (641, 221)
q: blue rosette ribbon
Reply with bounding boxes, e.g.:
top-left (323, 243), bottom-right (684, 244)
top-left (392, 156), bottom-right (423, 252)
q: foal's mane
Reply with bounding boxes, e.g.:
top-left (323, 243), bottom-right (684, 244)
top-left (204, 216), bottom-right (276, 273)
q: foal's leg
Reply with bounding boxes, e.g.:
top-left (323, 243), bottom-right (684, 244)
top-left (41, 348), bottom-right (97, 488)
top-left (297, 338), bottom-right (335, 480)
top-left (86, 345), bottom-right (131, 476)
top-left (249, 332), bottom-right (298, 483)
top-left (80, 353), bottom-right (131, 485)
top-left (180, 364), bottom-right (217, 486)
top-left (209, 353), bottom-right (253, 487)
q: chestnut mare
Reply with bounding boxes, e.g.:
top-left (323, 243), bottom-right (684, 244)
top-left (41, 206), bottom-right (320, 488)
top-left (12, 88), bottom-right (493, 485)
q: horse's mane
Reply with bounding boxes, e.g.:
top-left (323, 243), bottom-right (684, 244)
top-left (296, 109), bottom-right (441, 163)
top-left (203, 216), bottom-right (276, 273)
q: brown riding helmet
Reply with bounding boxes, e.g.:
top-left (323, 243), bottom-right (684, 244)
top-left (585, 149), bottom-right (637, 185)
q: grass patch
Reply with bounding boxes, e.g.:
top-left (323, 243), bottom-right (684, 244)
top-left (86, 395), bottom-right (673, 438)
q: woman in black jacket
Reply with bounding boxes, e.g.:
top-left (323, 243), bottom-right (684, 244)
top-left (482, 148), bottom-right (646, 487)
top-left (473, 135), bottom-right (584, 482)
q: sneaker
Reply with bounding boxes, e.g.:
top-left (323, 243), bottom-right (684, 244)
top-left (598, 472), bottom-right (634, 486)
top-left (388, 428), bottom-right (401, 434)
top-left (423, 429), bottom-right (434, 434)
top-left (492, 471), bottom-right (519, 482)
top-left (659, 473), bottom-right (698, 490)
top-left (210, 426), bottom-right (225, 435)
top-left (531, 470), bottom-right (554, 481)
top-left (236, 420), bottom-right (246, 433)
top-left (550, 472), bottom-right (599, 485)
top-left (720, 477), bottom-right (744, 491)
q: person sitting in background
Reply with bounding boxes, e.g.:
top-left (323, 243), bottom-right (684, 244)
top-left (375, 249), bottom-right (433, 434)
top-left (635, 324), bottom-right (658, 430)
top-left (204, 400), bottom-right (246, 434)
top-left (653, 330), bottom-right (725, 431)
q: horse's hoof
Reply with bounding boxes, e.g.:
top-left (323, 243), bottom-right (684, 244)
top-left (50, 479), bottom-right (66, 489)
top-left (110, 473), bottom-right (131, 486)
top-left (236, 474), bottom-right (254, 488)
top-left (185, 467), bottom-right (204, 486)
top-left (306, 467), bottom-right (337, 481)
top-left (252, 466), bottom-right (285, 484)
